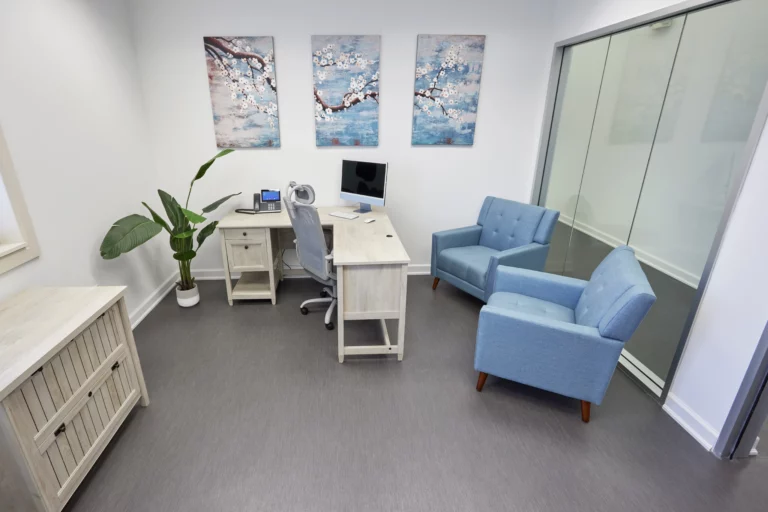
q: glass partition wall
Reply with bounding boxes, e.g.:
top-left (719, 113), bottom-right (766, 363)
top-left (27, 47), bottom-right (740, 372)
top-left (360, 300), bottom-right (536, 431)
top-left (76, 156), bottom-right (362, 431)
top-left (538, 0), bottom-right (768, 396)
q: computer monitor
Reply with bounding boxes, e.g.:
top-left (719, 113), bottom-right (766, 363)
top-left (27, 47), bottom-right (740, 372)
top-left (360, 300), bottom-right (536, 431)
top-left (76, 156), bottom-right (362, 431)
top-left (340, 160), bottom-right (387, 213)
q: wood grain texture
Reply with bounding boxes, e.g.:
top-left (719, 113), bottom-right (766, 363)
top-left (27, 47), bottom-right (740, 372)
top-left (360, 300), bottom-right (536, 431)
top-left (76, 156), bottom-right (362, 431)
top-left (341, 264), bottom-right (402, 317)
top-left (0, 287), bottom-right (125, 402)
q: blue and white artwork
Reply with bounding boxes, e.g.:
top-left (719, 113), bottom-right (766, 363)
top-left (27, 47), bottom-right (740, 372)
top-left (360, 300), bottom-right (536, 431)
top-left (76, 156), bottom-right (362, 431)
top-left (412, 35), bottom-right (486, 146)
top-left (204, 36), bottom-right (280, 148)
top-left (312, 35), bottom-right (380, 146)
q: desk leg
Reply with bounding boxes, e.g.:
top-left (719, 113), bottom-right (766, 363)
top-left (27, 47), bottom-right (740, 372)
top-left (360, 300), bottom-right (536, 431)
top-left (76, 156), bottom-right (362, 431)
top-left (337, 266), bottom-right (345, 363)
top-left (267, 228), bottom-right (277, 305)
top-left (397, 264), bottom-right (407, 361)
top-left (220, 233), bottom-right (233, 306)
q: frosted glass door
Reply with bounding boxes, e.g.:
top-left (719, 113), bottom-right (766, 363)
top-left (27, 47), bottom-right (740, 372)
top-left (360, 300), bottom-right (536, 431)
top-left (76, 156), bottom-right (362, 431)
top-left (562, 17), bottom-right (685, 280)
top-left (625, 0), bottom-right (768, 383)
top-left (539, 37), bottom-right (609, 274)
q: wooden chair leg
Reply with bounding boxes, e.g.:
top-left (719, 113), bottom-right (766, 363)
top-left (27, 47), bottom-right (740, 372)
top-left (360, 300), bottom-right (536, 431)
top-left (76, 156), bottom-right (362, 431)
top-left (581, 400), bottom-right (591, 423)
top-left (432, 277), bottom-right (440, 290)
top-left (476, 372), bottom-right (488, 392)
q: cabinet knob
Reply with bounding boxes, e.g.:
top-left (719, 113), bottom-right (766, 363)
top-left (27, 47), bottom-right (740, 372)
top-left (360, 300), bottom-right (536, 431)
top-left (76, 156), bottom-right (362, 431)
top-left (54, 424), bottom-right (66, 437)
top-left (244, 245), bottom-right (249, 250)
top-left (243, 232), bottom-right (247, 236)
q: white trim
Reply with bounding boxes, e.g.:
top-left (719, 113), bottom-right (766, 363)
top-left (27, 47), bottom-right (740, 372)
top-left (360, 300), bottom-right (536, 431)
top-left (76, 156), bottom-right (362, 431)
top-left (407, 263), bottom-right (431, 275)
top-left (0, 241), bottom-right (26, 259)
top-left (663, 392), bottom-right (719, 451)
top-left (128, 272), bottom-right (177, 328)
top-left (558, 216), bottom-right (700, 288)
top-left (619, 354), bottom-right (663, 397)
top-left (620, 349), bottom-right (665, 389)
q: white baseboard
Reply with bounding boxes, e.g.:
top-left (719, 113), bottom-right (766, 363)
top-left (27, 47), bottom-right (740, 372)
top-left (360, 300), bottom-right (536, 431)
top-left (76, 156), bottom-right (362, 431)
top-left (408, 264), bottom-right (431, 275)
top-left (618, 352), bottom-right (663, 397)
top-left (663, 392), bottom-right (719, 452)
top-left (128, 272), bottom-right (178, 329)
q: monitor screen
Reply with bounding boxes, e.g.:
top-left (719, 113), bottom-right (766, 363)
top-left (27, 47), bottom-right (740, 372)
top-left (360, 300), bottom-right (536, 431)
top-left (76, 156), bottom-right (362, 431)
top-left (261, 190), bottom-right (280, 202)
top-left (341, 160), bottom-right (386, 200)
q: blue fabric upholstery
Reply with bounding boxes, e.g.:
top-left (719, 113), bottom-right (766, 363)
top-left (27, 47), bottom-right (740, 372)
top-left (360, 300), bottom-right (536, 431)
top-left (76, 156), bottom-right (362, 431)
top-left (431, 197), bottom-right (559, 302)
top-left (438, 246), bottom-right (498, 290)
top-left (474, 246), bottom-right (656, 406)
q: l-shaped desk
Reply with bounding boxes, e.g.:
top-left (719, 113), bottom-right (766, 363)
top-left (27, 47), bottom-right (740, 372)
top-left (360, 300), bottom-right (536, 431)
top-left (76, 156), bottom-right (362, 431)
top-left (217, 206), bottom-right (410, 362)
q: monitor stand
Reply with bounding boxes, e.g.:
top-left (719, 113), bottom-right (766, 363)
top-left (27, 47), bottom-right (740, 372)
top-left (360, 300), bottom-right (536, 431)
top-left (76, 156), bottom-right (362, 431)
top-left (354, 202), bottom-right (372, 214)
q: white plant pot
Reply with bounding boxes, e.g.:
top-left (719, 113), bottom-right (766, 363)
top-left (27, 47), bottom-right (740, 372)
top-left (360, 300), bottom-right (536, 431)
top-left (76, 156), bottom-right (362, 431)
top-left (176, 284), bottom-right (200, 307)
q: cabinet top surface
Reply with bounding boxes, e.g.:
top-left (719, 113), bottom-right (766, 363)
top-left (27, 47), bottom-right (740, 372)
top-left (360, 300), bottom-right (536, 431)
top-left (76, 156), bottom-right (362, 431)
top-left (218, 206), bottom-right (410, 266)
top-left (0, 286), bottom-right (125, 402)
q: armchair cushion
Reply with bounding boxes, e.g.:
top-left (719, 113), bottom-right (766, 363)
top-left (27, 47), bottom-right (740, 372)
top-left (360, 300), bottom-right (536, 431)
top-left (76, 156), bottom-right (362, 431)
top-left (487, 292), bottom-right (575, 324)
top-left (438, 245), bottom-right (498, 290)
top-left (574, 246), bottom-right (655, 341)
top-left (477, 197), bottom-right (548, 251)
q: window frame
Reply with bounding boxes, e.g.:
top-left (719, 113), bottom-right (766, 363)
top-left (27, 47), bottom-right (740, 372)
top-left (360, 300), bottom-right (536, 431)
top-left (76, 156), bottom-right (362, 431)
top-left (0, 124), bottom-right (40, 275)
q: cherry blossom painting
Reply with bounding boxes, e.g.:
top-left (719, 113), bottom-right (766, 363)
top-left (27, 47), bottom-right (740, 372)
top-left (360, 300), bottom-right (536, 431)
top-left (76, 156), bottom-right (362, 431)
top-left (412, 35), bottom-right (486, 146)
top-left (204, 36), bottom-right (280, 148)
top-left (312, 35), bottom-right (380, 146)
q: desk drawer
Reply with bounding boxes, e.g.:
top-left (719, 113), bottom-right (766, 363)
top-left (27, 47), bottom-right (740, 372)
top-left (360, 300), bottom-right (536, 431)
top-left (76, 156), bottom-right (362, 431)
top-left (226, 239), bottom-right (269, 271)
top-left (224, 228), bottom-right (266, 241)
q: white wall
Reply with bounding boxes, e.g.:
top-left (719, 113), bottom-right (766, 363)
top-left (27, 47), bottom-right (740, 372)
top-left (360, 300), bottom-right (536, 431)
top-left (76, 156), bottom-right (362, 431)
top-left (0, 0), bottom-right (173, 319)
top-left (129, 0), bottom-right (556, 274)
top-left (553, 0), bottom-right (768, 451)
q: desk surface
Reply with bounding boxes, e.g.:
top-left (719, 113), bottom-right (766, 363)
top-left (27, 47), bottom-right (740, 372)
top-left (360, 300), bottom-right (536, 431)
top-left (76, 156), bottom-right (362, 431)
top-left (218, 206), bottom-right (410, 266)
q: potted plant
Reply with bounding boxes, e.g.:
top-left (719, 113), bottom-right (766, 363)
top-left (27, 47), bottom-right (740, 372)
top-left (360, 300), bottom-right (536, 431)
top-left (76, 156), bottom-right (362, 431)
top-left (100, 149), bottom-right (239, 307)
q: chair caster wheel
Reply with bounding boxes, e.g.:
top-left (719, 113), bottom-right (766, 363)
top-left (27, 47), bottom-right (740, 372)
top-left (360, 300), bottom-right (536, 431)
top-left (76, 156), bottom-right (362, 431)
top-left (320, 290), bottom-right (328, 297)
top-left (325, 322), bottom-right (334, 330)
top-left (300, 307), bottom-right (309, 315)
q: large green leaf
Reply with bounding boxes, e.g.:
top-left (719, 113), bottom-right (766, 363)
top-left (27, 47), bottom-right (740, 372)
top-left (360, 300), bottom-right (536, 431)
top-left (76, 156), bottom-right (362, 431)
top-left (173, 249), bottom-right (197, 261)
top-left (173, 229), bottom-right (196, 239)
top-left (196, 221), bottom-right (218, 248)
top-left (192, 149), bottom-right (234, 183)
top-left (202, 192), bottom-right (242, 214)
top-left (142, 202), bottom-right (171, 233)
top-left (158, 190), bottom-right (187, 230)
top-left (100, 214), bottom-right (162, 260)
top-left (181, 208), bottom-right (206, 224)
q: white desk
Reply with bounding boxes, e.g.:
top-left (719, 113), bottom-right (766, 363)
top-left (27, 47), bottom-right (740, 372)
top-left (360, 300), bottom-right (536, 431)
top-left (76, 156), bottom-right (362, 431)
top-left (217, 206), bottom-right (410, 362)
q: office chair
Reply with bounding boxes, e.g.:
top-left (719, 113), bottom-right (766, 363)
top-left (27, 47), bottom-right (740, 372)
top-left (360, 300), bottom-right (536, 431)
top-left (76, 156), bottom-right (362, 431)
top-left (284, 181), bottom-right (337, 330)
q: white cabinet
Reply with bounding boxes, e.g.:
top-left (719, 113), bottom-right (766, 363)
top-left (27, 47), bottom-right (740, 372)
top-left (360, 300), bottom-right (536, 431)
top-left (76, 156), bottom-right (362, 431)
top-left (0, 287), bottom-right (148, 512)
top-left (219, 227), bottom-right (279, 305)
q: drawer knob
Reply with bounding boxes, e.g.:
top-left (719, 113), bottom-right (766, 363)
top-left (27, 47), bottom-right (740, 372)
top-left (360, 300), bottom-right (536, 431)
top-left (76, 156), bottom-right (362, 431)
top-left (111, 361), bottom-right (121, 371)
top-left (244, 245), bottom-right (249, 250)
top-left (54, 424), bottom-right (66, 437)
top-left (88, 391), bottom-right (93, 397)
top-left (243, 232), bottom-right (247, 236)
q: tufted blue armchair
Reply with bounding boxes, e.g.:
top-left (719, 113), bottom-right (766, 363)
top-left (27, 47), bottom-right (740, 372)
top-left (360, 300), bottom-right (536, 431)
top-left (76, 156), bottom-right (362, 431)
top-left (474, 246), bottom-right (656, 422)
top-left (431, 197), bottom-right (560, 302)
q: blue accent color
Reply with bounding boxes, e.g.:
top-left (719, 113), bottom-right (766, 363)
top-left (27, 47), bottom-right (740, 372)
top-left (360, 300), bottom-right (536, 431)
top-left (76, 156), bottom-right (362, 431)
top-left (474, 246), bottom-right (656, 405)
top-left (431, 197), bottom-right (559, 302)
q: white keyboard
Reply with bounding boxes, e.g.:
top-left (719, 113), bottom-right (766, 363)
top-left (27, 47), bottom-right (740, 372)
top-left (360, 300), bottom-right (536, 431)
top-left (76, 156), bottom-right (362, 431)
top-left (329, 211), bottom-right (359, 220)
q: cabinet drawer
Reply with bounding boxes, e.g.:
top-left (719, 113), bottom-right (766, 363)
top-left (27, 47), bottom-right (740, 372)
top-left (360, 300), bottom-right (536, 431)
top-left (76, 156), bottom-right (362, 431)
top-left (226, 239), bottom-right (269, 271)
top-left (224, 228), bottom-right (266, 241)
top-left (2, 303), bottom-right (140, 509)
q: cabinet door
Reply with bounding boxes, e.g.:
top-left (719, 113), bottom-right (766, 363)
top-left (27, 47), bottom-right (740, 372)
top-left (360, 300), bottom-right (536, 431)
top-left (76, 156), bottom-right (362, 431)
top-left (2, 304), bottom-right (141, 511)
top-left (226, 239), bottom-right (269, 271)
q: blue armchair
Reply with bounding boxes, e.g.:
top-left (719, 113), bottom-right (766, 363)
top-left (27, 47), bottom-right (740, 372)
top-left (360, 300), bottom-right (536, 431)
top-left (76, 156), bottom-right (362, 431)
top-left (431, 197), bottom-right (560, 302)
top-left (474, 246), bottom-right (656, 422)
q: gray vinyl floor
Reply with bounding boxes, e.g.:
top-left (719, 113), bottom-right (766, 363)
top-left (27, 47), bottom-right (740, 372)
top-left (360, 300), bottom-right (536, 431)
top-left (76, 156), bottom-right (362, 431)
top-left (64, 277), bottom-right (768, 512)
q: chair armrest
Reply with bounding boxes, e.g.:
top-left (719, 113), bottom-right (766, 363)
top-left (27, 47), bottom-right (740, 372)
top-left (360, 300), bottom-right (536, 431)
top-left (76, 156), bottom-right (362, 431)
top-left (474, 306), bottom-right (624, 404)
top-left (431, 225), bottom-right (483, 274)
top-left (484, 244), bottom-right (550, 301)
top-left (490, 265), bottom-right (587, 309)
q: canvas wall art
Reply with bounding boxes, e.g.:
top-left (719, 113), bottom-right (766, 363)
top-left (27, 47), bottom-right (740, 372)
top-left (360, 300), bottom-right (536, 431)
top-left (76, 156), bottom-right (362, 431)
top-left (203, 36), bottom-right (280, 148)
top-left (411, 35), bottom-right (485, 146)
top-left (312, 35), bottom-right (380, 146)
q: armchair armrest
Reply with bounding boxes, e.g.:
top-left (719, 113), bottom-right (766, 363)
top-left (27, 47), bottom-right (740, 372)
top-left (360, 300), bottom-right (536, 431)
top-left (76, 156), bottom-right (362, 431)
top-left (484, 243), bottom-right (550, 301)
top-left (474, 306), bottom-right (624, 404)
top-left (490, 265), bottom-right (587, 309)
top-left (431, 225), bottom-right (483, 274)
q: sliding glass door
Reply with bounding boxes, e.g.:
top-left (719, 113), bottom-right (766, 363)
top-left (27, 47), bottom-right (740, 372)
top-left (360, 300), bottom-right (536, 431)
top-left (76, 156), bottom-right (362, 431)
top-left (538, 0), bottom-right (768, 395)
